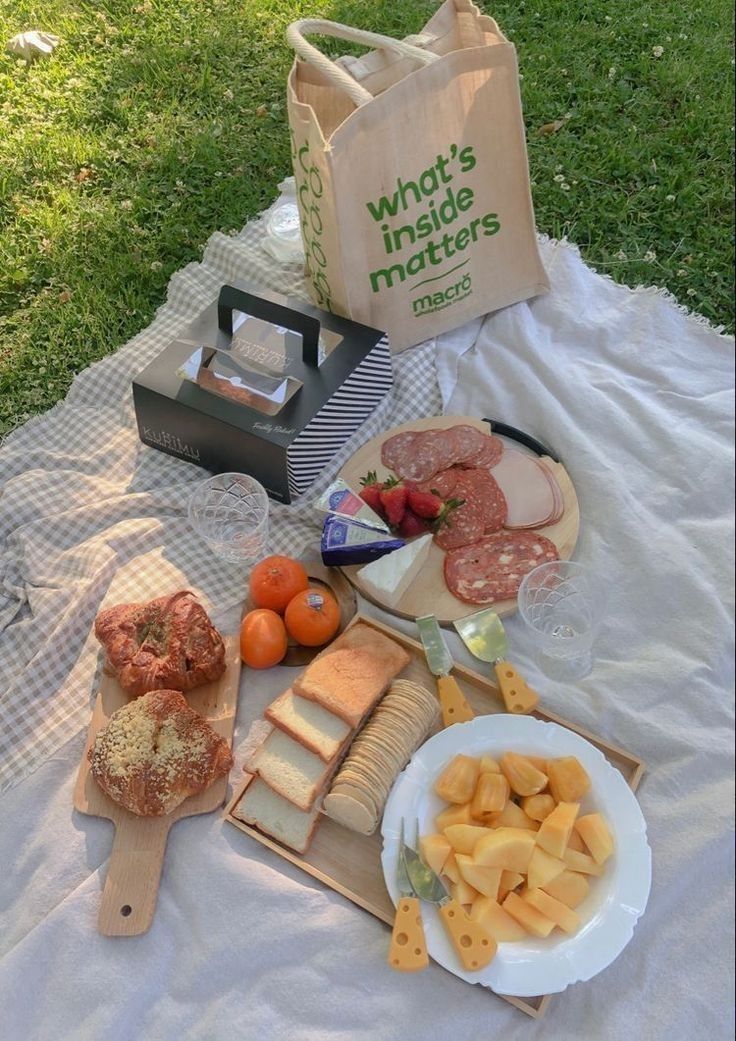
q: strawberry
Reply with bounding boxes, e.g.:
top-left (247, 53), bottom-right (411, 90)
top-left (406, 488), bottom-right (445, 520)
top-left (359, 471), bottom-right (385, 517)
top-left (379, 476), bottom-right (408, 528)
top-left (397, 507), bottom-right (430, 538)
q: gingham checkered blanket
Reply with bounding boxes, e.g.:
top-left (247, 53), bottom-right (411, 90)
top-left (0, 208), bottom-right (440, 793)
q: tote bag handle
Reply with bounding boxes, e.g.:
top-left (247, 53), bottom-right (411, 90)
top-left (286, 18), bottom-right (438, 107)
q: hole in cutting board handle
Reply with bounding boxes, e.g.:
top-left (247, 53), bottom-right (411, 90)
top-left (120, 905), bottom-right (132, 917)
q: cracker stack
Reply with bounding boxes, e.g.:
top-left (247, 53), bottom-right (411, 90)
top-left (235, 623), bottom-right (411, 853)
top-left (323, 679), bottom-right (439, 835)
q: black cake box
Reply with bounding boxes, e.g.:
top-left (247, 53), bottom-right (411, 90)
top-left (132, 282), bottom-right (392, 503)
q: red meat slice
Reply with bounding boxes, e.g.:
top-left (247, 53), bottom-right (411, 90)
top-left (394, 431), bottom-right (444, 482)
top-left (434, 498), bottom-right (485, 550)
top-left (444, 531), bottom-right (560, 604)
top-left (429, 430), bottom-right (462, 472)
top-left (454, 471), bottom-right (507, 533)
top-left (380, 431), bottom-right (418, 474)
top-left (408, 469), bottom-right (458, 498)
top-left (459, 435), bottom-right (504, 470)
top-left (447, 425), bottom-right (489, 463)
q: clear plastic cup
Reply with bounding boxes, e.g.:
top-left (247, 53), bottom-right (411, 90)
top-left (517, 561), bottom-right (605, 680)
top-left (188, 473), bottom-right (269, 564)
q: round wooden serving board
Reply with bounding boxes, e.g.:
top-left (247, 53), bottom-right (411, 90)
top-left (338, 415), bottom-right (580, 626)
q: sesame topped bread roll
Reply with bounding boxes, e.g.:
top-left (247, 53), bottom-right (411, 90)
top-left (88, 689), bottom-right (233, 816)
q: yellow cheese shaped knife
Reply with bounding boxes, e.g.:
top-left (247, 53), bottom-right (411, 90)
top-left (416, 615), bottom-right (474, 728)
top-left (388, 818), bottom-right (428, 972)
top-left (453, 609), bottom-right (539, 714)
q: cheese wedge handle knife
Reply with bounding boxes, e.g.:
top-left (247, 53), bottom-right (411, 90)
top-left (416, 615), bottom-right (474, 728)
top-left (405, 841), bottom-right (496, 972)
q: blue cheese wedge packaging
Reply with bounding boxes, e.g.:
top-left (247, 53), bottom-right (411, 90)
top-left (320, 516), bottom-right (404, 567)
top-left (315, 478), bottom-right (389, 533)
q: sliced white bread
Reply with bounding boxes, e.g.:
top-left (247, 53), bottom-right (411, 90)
top-left (233, 777), bottom-right (321, 854)
top-left (293, 622), bottom-right (410, 728)
top-left (265, 688), bottom-right (351, 762)
top-left (248, 728), bottom-right (332, 812)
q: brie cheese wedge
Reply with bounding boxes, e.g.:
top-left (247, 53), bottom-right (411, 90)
top-left (356, 534), bottom-right (432, 607)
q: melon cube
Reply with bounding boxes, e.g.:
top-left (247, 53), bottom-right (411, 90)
top-left (563, 848), bottom-right (604, 876)
top-left (474, 827), bottom-right (535, 873)
top-left (456, 855), bottom-right (502, 900)
top-left (523, 888), bottom-right (581, 934)
top-left (542, 870), bottom-right (590, 909)
top-left (498, 870), bottom-right (525, 901)
top-left (502, 891), bottom-right (555, 937)
top-left (471, 772), bottom-right (509, 819)
top-left (442, 851), bottom-right (461, 884)
top-left (547, 756), bottom-right (591, 803)
top-left (574, 813), bottom-right (614, 864)
top-left (487, 800), bottom-right (539, 831)
top-left (500, 752), bottom-right (548, 796)
top-left (435, 802), bottom-right (472, 831)
top-left (419, 834), bottom-right (452, 878)
top-left (527, 845), bottom-right (566, 890)
top-left (521, 794), bottom-right (556, 822)
top-left (435, 755), bottom-right (480, 804)
top-left (535, 801), bottom-right (580, 859)
top-left (479, 755), bottom-right (501, 774)
top-left (566, 827), bottom-right (586, 852)
top-left (450, 876), bottom-right (479, 906)
top-left (470, 896), bottom-right (528, 942)
top-left (443, 823), bottom-right (491, 856)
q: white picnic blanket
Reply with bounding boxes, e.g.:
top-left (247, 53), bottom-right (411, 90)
top-left (0, 195), bottom-right (733, 1041)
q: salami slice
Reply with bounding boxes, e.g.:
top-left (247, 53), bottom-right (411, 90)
top-left (455, 470), bottom-right (507, 533)
top-left (429, 429), bottom-right (461, 472)
top-left (434, 498), bottom-right (485, 550)
top-left (408, 469), bottom-right (458, 498)
top-left (444, 531), bottom-right (560, 604)
top-left (395, 431), bottom-right (444, 482)
top-left (380, 431), bottom-right (418, 474)
top-left (460, 435), bottom-right (504, 470)
top-left (448, 425), bottom-right (490, 463)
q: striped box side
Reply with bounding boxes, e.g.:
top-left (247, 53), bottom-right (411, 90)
top-left (286, 337), bottom-right (392, 498)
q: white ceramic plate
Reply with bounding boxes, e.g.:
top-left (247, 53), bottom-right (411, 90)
top-left (381, 715), bottom-right (651, 997)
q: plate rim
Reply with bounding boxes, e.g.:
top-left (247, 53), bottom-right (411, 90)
top-left (380, 714), bottom-right (652, 996)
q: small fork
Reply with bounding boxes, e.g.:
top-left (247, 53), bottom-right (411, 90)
top-left (388, 818), bottom-right (429, 972)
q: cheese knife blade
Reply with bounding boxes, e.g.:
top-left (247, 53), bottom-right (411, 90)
top-left (416, 615), bottom-right (452, 677)
top-left (416, 615), bottom-right (474, 728)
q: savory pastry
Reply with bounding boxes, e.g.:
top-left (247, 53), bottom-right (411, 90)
top-left (94, 591), bottom-right (226, 697)
top-left (88, 688), bottom-right (233, 816)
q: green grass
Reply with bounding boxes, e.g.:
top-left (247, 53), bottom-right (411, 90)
top-left (1, 0), bottom-right (733, 435)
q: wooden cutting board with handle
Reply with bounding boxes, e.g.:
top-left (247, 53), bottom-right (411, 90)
top-left (338, 415), bottom-right (580, 625)
top-left (74, 632), bottom-right (241, 936)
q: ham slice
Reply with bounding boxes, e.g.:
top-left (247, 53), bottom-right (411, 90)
top-left (490, 448), bottom-right (559, 529)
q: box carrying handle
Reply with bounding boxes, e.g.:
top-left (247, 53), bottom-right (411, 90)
top-left (217, 285), bottom-right (320, 368)
top-left (286, 18), bottom-right (438, 107)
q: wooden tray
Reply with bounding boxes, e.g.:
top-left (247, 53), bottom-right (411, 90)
top-left (225, 615), bottom-right (644, 1019)
top-left (74, 633), bottom-right (242, 936)
top-left (337, 415), bottom-right (580, 625)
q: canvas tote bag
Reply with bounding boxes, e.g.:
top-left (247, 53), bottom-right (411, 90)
top-left (286, 0), bottom-right (549, 351)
